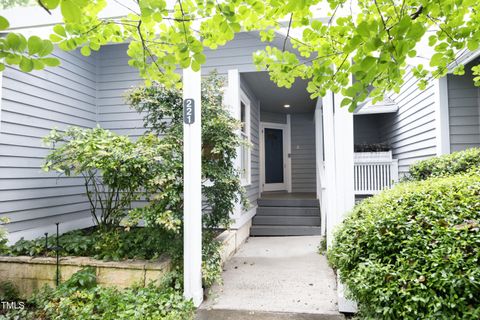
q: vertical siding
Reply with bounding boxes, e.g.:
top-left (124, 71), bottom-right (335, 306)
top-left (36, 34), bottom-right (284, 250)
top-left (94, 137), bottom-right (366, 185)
top-left (291, 113), bottom-right (316, 192)
top-left (0, 49), bottom-right (97, 240)
top-left (447, 66), bottom-right (480, 152)
top-left (240, 78), bottom-right (260, 206)
top-left (381, 70), bottom-right (438, 176)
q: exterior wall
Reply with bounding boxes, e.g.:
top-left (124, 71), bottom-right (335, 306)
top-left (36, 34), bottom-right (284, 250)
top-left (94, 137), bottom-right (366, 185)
top-left (447, 65), bottom-right (480, 152)
top-left (260, 111), bottom-right (287, 124)
top-left (0, 32), bottom-right (288, 240)
top-left (240, 77), bottom-right (260, 206)
top-left (0, 49), bottom-right (97, 241)
top-left (291, 113), bottom-right (316, 193)
top-left (381, 70), bottom-right (438, 176)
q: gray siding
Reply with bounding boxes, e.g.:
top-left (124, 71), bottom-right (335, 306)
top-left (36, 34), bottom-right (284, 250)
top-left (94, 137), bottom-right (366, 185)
top-left (260, 111), bottom-right (287, 124)
top-left (381, 70), bottom-right (438, 176)
top-left (447, 65), bottom-right (480, 152)
top-left (97, 32), bottom-right (276, 135)
top-left (0, 32), bottom-right (288, 240)
top-left (291, 113), bottom-right (316, 193)
top-left (0, 49), bottom-right (97, 240)
top-left (240, 77), bottom-right (260, 207)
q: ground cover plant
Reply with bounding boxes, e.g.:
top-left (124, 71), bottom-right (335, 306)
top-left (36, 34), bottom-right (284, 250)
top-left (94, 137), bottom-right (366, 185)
top-left (0, 268), bottom-right (195, 320)
top-left (329, 169), bottom-right (480, 319)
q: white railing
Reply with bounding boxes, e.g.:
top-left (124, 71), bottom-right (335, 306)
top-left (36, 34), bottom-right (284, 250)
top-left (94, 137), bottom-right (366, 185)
top-left (354, 153), bottom-right (399, 195)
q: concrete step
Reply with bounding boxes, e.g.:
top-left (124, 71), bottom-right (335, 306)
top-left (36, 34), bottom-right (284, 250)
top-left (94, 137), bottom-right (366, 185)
top-left (250, 225), bottom-right (322, 236)
top-left (196, 309), bottom-right (345, 320)
top-left (256, 206), bottom-right (320, 216)
top-left (257, 198), bottom-right (319, 208)
top-left (253, 215), bottom-right (321, 226)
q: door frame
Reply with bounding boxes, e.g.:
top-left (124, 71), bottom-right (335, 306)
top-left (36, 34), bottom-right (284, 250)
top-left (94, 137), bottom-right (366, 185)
top-left (260, 118), bottom-right (292, 193)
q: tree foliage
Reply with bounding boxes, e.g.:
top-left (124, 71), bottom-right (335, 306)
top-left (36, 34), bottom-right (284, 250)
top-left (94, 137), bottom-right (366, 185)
top-left (1, 0), bottom-right (480, 109)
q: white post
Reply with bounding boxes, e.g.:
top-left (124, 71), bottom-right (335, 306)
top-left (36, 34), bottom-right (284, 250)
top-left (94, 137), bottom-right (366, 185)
top-left (434, 77), bottom-right (450, 155)
top-left (183, 66), bottom-right (203, 306)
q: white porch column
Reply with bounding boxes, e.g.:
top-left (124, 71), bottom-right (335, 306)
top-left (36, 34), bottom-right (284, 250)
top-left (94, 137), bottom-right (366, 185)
top-left (322, 91), bottom-right (337, 247)
top-left (183, 66), bottom-right (203, 306)
top-left (434, 77), bottom-right (450, 155)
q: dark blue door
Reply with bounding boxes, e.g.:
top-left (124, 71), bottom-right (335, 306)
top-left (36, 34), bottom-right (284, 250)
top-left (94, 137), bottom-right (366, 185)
top-left (265, 128), bottom-right (284, 184)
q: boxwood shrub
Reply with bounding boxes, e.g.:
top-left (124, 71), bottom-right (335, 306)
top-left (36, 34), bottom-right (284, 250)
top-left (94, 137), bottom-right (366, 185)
top-left (328, 173), bottom-right (480, 319)
top-left (408, 148), bottom-right (480, 181)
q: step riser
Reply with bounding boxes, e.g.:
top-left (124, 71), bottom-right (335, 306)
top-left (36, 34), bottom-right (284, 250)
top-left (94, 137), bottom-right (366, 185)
top-left (250, 226), bottom-right (322, 236)
top-left (196, 309), bottom-right (345, 320)
top-left (257, 199), bottom-right (319, 207)
top-left (256, 207), bottom-right (320, 216)
top-left (253, 216), bottom-right (320, 226)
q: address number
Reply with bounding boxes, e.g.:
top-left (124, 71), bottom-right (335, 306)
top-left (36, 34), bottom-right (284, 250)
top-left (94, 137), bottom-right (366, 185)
top-left (183, 99), bottom-right (195, 124)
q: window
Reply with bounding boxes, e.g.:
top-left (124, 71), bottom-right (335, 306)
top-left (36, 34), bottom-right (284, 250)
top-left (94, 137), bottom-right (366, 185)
top-left (240, 93), bottom-right (251, 185)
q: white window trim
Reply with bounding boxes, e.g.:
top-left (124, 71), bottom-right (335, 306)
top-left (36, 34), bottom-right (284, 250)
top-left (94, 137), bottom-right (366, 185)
top-left (0, 71), bottom-right (3, 133)
top-left (240, 90), bottom-right (252, 186)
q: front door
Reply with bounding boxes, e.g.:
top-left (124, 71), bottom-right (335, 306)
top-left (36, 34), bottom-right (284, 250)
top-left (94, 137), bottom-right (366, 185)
top-left (262, 126), bottom-right (287, 191)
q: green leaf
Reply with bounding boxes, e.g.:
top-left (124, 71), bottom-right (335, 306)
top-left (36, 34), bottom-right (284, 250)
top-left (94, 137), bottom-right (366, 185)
top-left (38, 41), bottom-right (54, 57)
top-left (467, 40), bottom-right (479, 51)
top-left (28, 36), bottom-right (43, 55)
top-left (42, 57), bottom-right (61, 67)
top-left (193, 53), bottom-right (206, 65)
top-left (81, 46), bottom-right (91, 57)
top-left (6, 33), bottom-right (26, 52)
top-left (41, 0), bottom-right (60, 9)
top-left (61, 0), bottom-right (80, 23)
top-left (53, 24), bottom-right (67, 37)
top-left (19, 57), bottom-right (34, 72)
top-left (341, 97), bottom-right (352, 108)
top-left (0, 63), bottom-right (5, 72)
top-left (0, 16), bottom-right (9, 31)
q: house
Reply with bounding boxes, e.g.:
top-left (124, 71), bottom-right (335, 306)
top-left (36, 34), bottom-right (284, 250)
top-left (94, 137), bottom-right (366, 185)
top-left (1, 7), bottom-right (479, 251)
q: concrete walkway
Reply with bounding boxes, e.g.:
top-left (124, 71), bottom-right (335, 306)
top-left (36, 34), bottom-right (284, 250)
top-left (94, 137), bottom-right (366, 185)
top-left (198, 236), bottom-right (344, 319)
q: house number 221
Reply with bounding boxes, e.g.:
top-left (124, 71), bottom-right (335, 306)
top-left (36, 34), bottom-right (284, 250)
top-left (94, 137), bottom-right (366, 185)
top-left (183, 99), bottom-right (195, 124)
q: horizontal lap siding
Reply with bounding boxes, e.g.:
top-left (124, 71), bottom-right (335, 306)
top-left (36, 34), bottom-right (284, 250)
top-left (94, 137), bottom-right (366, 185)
top-left (382, 70), bottom-right (438, 176)
top-left (447, 66), bottom-right (480, 152)
top-left (291, 113), bottom-right (316, 192)
top-left (1, 49), bottom-right (97, 236)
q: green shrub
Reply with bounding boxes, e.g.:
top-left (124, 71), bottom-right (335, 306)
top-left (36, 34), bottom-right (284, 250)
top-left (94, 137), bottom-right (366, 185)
top-left (43, 128), bottom-right (165, 228)
top-left (0, 268), bottom-right (195, 320)
top-left (0, 217), bottom-right (9, 255)
top-left (408, 148), bottom-right (480, 181)
top-left (328, 173), bottom-right (480, 319)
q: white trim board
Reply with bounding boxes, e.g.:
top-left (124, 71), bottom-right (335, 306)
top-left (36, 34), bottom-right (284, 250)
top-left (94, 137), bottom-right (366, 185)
top-left (259, 121), bottom-right (292, 193)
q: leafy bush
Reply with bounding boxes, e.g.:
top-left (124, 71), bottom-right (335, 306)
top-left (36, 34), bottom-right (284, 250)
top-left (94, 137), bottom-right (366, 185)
top-left (202, 233), bottom-right (223, 288)
top-left (127, 72), bottom-right (248, 229)
top-left (328, 173), bottom-right (480, 319)
top-left (43, 128), bottom-right (165, 228)
top-left (8, 227), bottom-right (180, 261)
top-left (0, 268), bottom-right (195, 320)
top-left (0, 217), bottom-right (9, 255)
top-left (408, 148), bottom-right (480, 181)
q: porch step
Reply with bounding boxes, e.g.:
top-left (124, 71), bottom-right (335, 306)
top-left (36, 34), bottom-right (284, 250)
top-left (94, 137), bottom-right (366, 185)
top-left (257, 198), bottom-right (319, 207)
top-left (250, 225), bottom-right (322, 236)
top-left (257, 206), bottom-right (320, 216)
top-left (196, 309), bottom-right (345, 320)
top-left (253, 215), bottom-right (321, 226)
